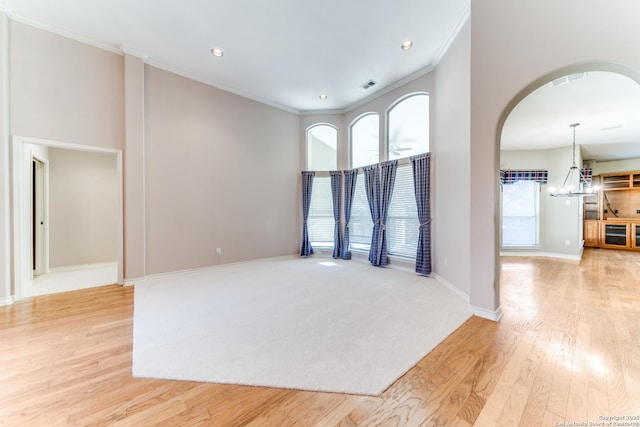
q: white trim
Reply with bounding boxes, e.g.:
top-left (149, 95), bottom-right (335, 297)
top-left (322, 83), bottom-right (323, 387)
top-left (432, 4), bottom-right (470, 66)
top-left (470, 305), bottom-right (503, 322)
top-left (121, 46), bottom-right (149, 62)
top-left (48, 261), bottom-right (117, 273)
top-left (0, 295), bottom-right (13, 306)
top-left (432, 273), bottom-right (470, 302)
top-left (342, 66), bottom-right (436, 114)
top-left (300, 109), bottom-right (344, 116)
top-left (145, 60), bottom-right (301, 115)
top-left (0, 12), bottom-right (11, 304)
top-left (124, 277), bottom-right (146, 287)
top-left (12, 136), bottom-right (125, 302)
top-left (500, 250), bottom-right (582, 261)
top-left (6, 12), bottom-right (123, 56)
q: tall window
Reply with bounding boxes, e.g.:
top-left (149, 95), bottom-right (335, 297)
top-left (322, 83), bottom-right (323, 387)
top-left (387, 94), bottom-right (429, 160)
top-left (306, 124), bottom-right (337, 171)
top-left (350, 114), bottom-right (379, 168)
top-left (387, 164), bottom-right (419, 257)
top-left (343, 94), bottom-right (430, 259)
top-left (307, 176), bottom-right (334, 247)
top-left (502, 181), bottom-right (540, 247)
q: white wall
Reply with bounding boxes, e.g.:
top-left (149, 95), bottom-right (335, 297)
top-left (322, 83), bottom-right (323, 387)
top-left (48, 148), bottom-right (118, 268)
top-left (593, 158), bottom-right (640, 175)
top-left (470, 0), bottom-right (640, 316)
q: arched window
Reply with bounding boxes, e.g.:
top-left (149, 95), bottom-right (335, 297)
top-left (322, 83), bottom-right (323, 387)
top-left (387, 94), bottom-right (429, 160)
top-left (350, 113), bottom-right (379, 169)
top-left (306, 124), bottom-right (337, 171)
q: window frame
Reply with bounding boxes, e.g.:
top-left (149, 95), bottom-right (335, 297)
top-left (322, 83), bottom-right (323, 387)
top-left (306, 123), bottom-right (338, 171)
top-left (501, 180), bottom-right (541, 248)
top-left (385, 92), bottom-right (430, 162)
top-left (349, 112), bottom-right (380, 169)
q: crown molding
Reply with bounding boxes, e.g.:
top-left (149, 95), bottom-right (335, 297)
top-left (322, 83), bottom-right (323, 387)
top-left (433, 4), bottom-right (470, 66)
top-left (121, 47), bottom-right (149, 62)
top-left (6, 12), bottom-right (123, 55)
top-left (144, 59), bottom-right (301, 115)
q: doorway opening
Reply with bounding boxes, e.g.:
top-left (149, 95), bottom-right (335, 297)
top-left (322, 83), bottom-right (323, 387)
top-left (12, 137), bottom-right (124, 301)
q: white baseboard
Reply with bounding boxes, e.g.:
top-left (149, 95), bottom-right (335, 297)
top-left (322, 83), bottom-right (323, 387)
top-left (470, 304), bottom-right (503, 322)
top-left (144, 255), bottom-right (299, 282)
top-left (124, 277), bottom-right (146, 287)
top-left (500, 250), bottom-right (582, 261)
top-left (48, 261), bottom-right (117, 273)
top-left (0, 295), bottom-right (14, 306)
top-left (432, 273), bottom-right (470, 302)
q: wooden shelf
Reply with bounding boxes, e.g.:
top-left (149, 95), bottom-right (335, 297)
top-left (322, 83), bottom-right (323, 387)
top-left (587, 171), bottom-right (640, 250)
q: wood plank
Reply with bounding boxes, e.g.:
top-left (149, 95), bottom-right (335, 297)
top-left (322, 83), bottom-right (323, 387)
top-left (0, 249), bottom-right (638, 425)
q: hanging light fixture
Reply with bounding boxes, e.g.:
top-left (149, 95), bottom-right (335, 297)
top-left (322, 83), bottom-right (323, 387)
top-left (548, 123), bottom-right (600, 197)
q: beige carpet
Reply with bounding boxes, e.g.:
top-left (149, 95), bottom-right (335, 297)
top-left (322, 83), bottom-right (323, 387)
top-left (132, 256), bottom-right (470, 395)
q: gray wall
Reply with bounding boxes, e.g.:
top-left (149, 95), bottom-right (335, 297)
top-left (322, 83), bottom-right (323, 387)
top-left (144, 66), bottom-right (300, 275)
top-left (433, 19), bottom-right (471, 295)
top-left (48, 148), bottom-right (118, 268)
top-left (11, 21), bottom-right (124, 149)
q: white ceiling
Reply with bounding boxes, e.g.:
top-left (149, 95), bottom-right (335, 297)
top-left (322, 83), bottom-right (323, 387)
top-left (0, 0), bottom-right (469, 113)
top-left (4, 2), bottom-right (637, 162)
top-left (502, 71), bottom-right (640, 162)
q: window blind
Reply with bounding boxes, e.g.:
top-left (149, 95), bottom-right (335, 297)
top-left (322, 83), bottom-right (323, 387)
top-left (387, 164), bottom-right (419, 258)
top-left (307, 176), bottom-right (334, 247)
top-left (349, 173), bottom-right (373, 250)
top-left (502, 180), bottom-right (539, 247)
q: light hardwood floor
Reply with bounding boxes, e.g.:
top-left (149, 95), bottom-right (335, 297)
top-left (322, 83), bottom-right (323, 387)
top-left (1, 248), bottom-right (639, 426)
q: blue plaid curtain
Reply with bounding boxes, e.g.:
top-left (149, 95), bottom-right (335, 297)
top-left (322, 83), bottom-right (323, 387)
top-left (411, 154), bottom-right (431, 275)
top-left (364, 160), bottom-right (398, 266)
top-left (341, 169), bottom-right (358, 260)
top-left (330, 171), bottom-right (343, 259)
top-left (500, 169), bottom-right (548, 185)
top-left (580, 168), bottom-right (592, 183)
top-left (300, 171), bottom-right (315, 257)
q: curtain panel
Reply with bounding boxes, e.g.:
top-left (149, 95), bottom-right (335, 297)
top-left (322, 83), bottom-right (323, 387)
top-left (364, 160), bottom-right (398, 267)
top-left (500, 169), bottom-right (548, 185)
top-left (341, 169), bottom-right (358, 260)
top-left (411, 153), bottom-right (431, 275)
top-left (300, 171), bottom-right (315, 257)
top-left (330, 171), bottom-right (343, 259)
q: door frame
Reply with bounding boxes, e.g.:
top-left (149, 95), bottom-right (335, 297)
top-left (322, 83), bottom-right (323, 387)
top-left (12, 136), bottom-right (124, 301)
top-left (31, 154), bottom-right (48, 277)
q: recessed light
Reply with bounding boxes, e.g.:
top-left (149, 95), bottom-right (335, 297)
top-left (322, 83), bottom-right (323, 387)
top-left (210, 48), bottom-right (223, 57)
top-left (319, 94), bottom-right (328, 100)
top-left (401, 40), bottom-right (413, 50)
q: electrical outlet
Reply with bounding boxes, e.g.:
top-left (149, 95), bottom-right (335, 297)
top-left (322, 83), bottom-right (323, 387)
top-left (443, 257), bottom-right (448, 267)
top-left (565, 240), bottom-right (571, 246)
top-left (216, 248), bottom-right (222, 256)
top-left (637, 210), bottom-right (640, 214)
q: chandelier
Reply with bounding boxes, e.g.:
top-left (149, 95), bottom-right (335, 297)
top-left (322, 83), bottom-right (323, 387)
top-left (548, 123), bottom-right (599, 197)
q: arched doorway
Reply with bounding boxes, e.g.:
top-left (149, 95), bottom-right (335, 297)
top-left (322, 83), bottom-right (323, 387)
top-left (494, 63), bottom-right (640, 302)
